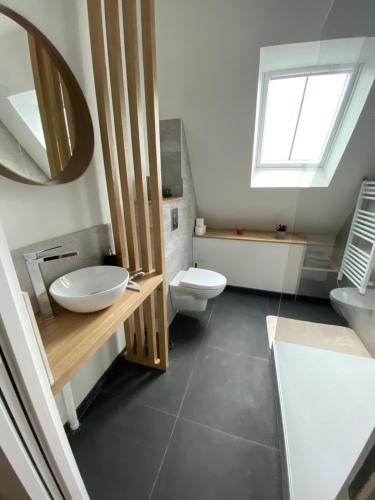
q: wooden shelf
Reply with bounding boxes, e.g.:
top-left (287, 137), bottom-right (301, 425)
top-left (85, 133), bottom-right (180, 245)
top-left (302, 265), bottom-right (339, 273)
top-left (148, 196), bottom-right (183, 204)
top-left (37, 273), bottom-right (163, 395)
top-left (193, 228), bottom-right (307, 245)
top-left (162, 196), bottom-right (183, 203)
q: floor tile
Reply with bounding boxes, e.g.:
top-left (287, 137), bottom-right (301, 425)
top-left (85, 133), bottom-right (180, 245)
top-left (276, 296), bottom-right (347, 326)
top-left (70, 392), bottom-right (175, 500)
top-left (180, 345), bottom-right (278, 448)
top-left (151, 418), bottom-right (281, 500)
top-left (102, 336), bottom-right (199, 415)
top-left (169, 312), bottom-right (208, 345)
top-left (205, 300), bottom-right (270, 359)
top-left (216, 288), bottom-right (271, 314)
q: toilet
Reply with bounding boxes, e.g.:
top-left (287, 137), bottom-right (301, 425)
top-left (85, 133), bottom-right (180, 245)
top-left (170, 267), bottom-right (227, 312)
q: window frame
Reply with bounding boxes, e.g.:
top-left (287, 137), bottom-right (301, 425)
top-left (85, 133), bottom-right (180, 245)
top-left (254, 64), bottom-right (359, 170)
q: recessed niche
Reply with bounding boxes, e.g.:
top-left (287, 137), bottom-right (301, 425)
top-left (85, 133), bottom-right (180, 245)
top-left (160, 118), bottom-right (183, 198)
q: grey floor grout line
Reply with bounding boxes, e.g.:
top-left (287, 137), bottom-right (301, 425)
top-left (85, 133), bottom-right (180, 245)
top-left (204, 343), bottom-right (270, 363)
top-left (147, 300), bottom-right (217, 500)
top-left (179, 416), bottom-right (279, 453)
top-left (99, 388), bottom-right (178, 419)
top-left (147, 371), bottom-right (194, 500)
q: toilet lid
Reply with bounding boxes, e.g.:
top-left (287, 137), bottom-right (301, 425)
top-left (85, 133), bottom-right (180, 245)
top-left (180, 267), bottom-right (226, 290)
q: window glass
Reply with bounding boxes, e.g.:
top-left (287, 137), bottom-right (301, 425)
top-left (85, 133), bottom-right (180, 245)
top-left (260, 70), bottom-right (352, 166)
top-left (261, 76), bottom-right (306, 162)
top-left (291, 72), bottom-right (350, 162)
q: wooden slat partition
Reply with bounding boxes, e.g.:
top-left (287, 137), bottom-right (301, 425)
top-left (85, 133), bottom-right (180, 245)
top-left (122, 0), bottom-right (153, 273)
top-left (141, 0), bottom-right (165, 275)
top-left (87, 0), bottom-right (168, 371)
top-left (60, 77), bottom-right (76, 161)
top-left (30, 37), bottom-right (73, 173)
top-left (144, 294), bottom-right (157, 363)
top-left (122, 0), bottom-right (153, 365)
top-left (104, 0), bottom-right (140, 272)
top-left (28, 34), bottom-right (65, 177)
top-left (44, 56), bottom-right (71, 167)
top-left (141, 0), bottom-right (169, 369)
top-left (87, 0), bottom-right (128, 268)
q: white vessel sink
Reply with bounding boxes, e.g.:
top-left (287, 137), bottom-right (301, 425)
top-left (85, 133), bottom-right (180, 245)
top-left (49, 266), bottom-right (129, 313)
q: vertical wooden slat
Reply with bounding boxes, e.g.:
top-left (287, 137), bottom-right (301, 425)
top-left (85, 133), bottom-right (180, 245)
top-left (104, 0), bottom-right (140, 271)
top-left (144, 293), bottom-right (157, 363)
top-left (28, 34), bottom-right (61, 177)
top-left (156, 284), bottom-right (168, 370)
top-left (124, 317), bottom-right (135, 356)
top-left (122, 0), bottom-right (153, 273)
top-left (134, 305), bottom-right (146, 357)
top-left (41, 52), bottom-right (71, 168)
top-left (60, 76), bottom-right (76, 154)
top-left (140, 0), bottom-right (165, 275)
top-left (87, 0), bottom-right (128, 267)
top-left (29, 35), bottom-right (72, 174)
top-left (141, 0), bottom-right (169, 369)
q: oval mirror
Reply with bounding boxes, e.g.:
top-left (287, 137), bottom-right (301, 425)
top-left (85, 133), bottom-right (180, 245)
top-left (0, 5), bottom-right (94, 185)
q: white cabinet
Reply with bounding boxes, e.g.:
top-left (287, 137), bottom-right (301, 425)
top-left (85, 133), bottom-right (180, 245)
top-left (193, 237), bottom-right (305, 294)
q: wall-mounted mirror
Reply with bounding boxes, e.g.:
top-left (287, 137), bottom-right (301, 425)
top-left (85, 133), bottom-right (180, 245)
top-left (0, 5), bottom-right (94, 185)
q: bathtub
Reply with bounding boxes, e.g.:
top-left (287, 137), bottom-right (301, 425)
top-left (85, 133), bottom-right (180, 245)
top-left (330, 287), bottom-right (375, 357)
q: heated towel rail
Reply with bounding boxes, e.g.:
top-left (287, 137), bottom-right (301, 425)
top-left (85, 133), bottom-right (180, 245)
top-left (338, 180), bottom-right (375, 294)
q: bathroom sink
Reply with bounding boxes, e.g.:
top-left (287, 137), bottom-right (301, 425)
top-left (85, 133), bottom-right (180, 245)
top-left (49, 266), bottom-right (129, 313)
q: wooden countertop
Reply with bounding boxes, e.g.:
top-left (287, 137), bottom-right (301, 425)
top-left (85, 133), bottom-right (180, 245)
top-left (148, 196), bottom-right (184, 204)
top-left (37, 273), bottom-right (163, 395)
top-left (193, 228), bottom-right (307, 245)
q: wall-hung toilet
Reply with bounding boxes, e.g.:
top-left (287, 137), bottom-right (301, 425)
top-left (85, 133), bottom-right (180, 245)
top-left (170, 267), bottom-right (227, 312)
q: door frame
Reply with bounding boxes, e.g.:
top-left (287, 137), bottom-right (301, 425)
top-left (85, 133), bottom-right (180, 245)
top-left (0, 391), bottom-right (50, 499)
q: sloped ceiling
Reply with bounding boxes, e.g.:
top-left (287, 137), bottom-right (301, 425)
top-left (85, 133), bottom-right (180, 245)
top-left (156, 0), bottom-right (375, 235)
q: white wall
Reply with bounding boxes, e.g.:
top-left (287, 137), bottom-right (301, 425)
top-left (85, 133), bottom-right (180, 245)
top-left (0, 0), bottom-right (110, 250)
top-left (156, 0), bottom-right (375, 235)
top-left (0, 0), bottom-right (117, 424)
top-left (160, 119), bottom-right (197, 323)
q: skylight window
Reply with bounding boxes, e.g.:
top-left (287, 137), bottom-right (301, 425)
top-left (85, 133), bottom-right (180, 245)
top-left (259, 68), bottom-right (353, 167)
top-left (251, 39), bottom-right (375, 188)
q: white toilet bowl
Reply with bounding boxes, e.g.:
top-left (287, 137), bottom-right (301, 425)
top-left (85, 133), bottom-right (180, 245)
top-left (170, 267), bottom-right (227, 312)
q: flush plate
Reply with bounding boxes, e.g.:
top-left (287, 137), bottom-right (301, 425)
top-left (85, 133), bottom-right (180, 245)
top-left (171, 207), bottom-right (178, 230)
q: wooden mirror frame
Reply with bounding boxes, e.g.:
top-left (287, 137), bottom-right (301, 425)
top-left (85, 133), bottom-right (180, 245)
top-left (0, 4), bottom-right (94, 185)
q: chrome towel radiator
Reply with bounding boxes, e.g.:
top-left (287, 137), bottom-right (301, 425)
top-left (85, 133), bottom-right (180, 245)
top-left (338, 180), bottom-right (375, 294)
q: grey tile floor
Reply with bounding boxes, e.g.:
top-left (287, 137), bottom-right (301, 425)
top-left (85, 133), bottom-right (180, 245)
top-left (69, 289), bottom-right (345, 500)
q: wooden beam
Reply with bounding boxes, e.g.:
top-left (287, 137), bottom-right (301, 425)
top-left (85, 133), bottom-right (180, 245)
top-left (41, 50), bottom-right (71, 169)
top-left (134, 306), bottom-right (146, 357)
top-left (144, 293), bottom-right (157, 363)
top-left (60, 75), bottom-right (76, 155)
top-left (156, 284), bottom-right (169, 370)
top-left (28, 34), bottom-right (61, 177)
top-left (141, 0), bottom-right (169, 370)
top-left (122, 0), bottom-right (153, 272)
top-left (124, 317), bottom-right (135, 356)
top-left (87, 0), bottom-right (128, 267)
top-left (104, 0), bottom-right (140, 271)
top-left (140, 0), bottom-right (165, 275)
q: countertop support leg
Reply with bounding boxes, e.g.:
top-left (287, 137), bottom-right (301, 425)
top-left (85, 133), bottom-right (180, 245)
top-left (61, 383), bottom-right (79, 431)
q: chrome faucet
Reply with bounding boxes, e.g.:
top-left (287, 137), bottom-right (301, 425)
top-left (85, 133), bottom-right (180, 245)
top-left (24, 245), bottom-right (79, 320)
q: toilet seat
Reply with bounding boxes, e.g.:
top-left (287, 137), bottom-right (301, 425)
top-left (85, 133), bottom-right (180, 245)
top-left (179, 267), bottom-right (226, 290)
